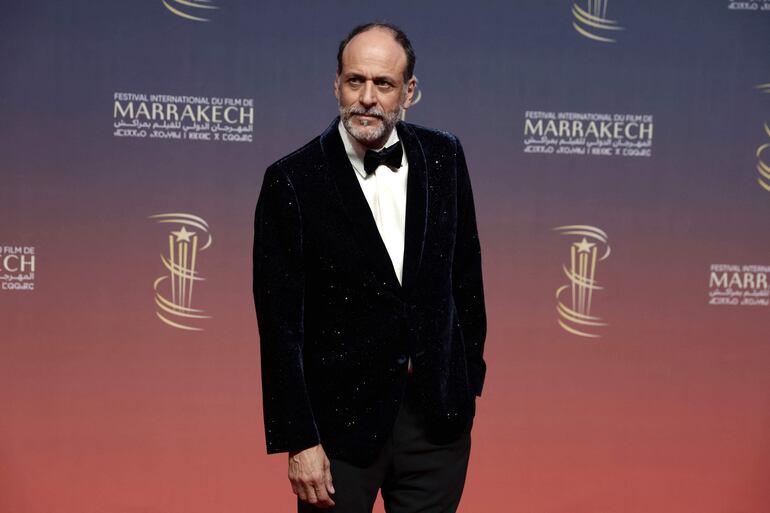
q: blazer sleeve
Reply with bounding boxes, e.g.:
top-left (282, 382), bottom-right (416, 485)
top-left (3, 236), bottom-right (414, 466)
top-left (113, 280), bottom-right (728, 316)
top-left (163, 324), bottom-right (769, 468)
top-left (253, 164), bottom-right (320, 453)
top-left (451, 136), bottom-right (488, 397)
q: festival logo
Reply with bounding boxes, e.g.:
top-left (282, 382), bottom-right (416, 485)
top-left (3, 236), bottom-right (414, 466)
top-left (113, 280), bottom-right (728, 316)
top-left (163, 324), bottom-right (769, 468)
top-left (400, 76), bottom-right (422, 121)
top-left (572, 0), bottom-right (624, 43)
top-left (114, 92), bottom-right (254, 143)
top-left (150, 213), bottom-right (212, 331)
top-left (757, 122), bottom-right (770, 193)
top-left (162, 0), bottom-right (219, 22)
top-left (0, 245), bottom-right (36, 292)
top-left (524, 110), bottom-right (653, 157)
top-left (554, 226), bottom-right (610, 338)
top-left (709, 264), bottom-right (769, 306)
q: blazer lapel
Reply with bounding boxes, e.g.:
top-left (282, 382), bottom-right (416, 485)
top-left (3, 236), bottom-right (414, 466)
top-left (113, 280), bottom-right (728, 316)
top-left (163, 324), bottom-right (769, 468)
top-left (319, 118), bottom-right (428, 296)
top-left (320, 119), bottom-right (402, 291)
top-left (396, 121), bottom-right (427, 294)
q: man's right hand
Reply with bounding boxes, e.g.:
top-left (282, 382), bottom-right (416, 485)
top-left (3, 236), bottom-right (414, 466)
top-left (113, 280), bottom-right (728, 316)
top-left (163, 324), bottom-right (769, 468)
top-left (288, 444), bottom-right (336, 508)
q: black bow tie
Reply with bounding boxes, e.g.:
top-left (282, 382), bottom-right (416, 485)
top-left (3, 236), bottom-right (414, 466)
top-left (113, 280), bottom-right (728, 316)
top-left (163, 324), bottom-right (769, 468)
top-left (363, 142), bottom-right (403, 175)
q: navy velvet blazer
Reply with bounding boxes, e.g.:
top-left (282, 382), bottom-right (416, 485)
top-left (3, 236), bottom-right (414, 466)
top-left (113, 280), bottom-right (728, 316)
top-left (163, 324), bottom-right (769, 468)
top-left (253, 117), bottom-right (486, 466)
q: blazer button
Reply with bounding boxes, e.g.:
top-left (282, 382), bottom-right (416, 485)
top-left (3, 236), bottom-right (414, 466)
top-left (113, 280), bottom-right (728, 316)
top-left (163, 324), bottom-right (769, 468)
top-left (395, 355), bottom-right (407, 365)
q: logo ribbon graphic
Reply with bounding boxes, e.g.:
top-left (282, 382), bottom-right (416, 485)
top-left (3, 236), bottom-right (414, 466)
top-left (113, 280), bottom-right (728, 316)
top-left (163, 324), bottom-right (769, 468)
top-left (150, 213), bottom-right (212, 331)
top-left (756, 122), bottom-right (770, 193)
top-left (572, 1), bottom-right (624, 43)
top-left (554, 225), bottom-right (611, 338)
top-left (162, 0), bottom-right (219, 22)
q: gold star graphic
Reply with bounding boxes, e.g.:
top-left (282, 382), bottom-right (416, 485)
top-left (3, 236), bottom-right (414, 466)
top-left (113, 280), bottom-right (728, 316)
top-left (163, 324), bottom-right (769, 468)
top-left (171, 226), bottom-right (196, 243)
top-left (574, 237), bottom-right (596, 254)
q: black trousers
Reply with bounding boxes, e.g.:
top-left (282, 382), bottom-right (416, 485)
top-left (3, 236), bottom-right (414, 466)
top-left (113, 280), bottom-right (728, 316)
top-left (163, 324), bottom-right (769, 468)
top-left (298, 379), bottom-right (472, 513)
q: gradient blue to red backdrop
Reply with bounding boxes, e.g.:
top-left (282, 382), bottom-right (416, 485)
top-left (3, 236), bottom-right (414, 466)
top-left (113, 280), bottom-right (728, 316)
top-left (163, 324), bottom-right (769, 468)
top-left (1, 1), bottom-right (769, 512)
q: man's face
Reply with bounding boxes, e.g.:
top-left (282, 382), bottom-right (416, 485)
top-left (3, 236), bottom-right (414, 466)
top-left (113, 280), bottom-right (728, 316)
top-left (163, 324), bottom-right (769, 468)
top-left (335, 28), bottom-right (416, 149)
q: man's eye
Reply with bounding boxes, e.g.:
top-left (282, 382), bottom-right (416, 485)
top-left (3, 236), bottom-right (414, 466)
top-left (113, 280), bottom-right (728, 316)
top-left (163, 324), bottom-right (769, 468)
top-left (376, 81), bottom-right (394, 90)
top-left (348, 78), bottom-right (363, 85)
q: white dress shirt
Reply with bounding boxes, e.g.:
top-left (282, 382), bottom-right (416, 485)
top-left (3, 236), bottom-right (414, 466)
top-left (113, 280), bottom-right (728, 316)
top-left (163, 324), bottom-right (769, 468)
top-left (338, 121), bottom-right (408, 285)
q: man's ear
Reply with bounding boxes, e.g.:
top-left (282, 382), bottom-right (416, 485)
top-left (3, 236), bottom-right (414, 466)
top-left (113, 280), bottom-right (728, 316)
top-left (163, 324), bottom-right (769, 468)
top-left (402, 76), bottom-right (417, 109)
top-left (333, 74), bottom-right (340, 101)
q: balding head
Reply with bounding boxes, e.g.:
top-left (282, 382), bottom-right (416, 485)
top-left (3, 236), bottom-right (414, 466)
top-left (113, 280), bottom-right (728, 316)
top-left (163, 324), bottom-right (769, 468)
top-left (337, 23), bottom-right (416, 82)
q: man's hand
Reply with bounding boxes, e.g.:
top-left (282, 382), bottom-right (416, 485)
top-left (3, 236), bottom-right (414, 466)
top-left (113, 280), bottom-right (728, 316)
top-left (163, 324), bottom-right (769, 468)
top-left (288, 444), bottom-right (335, 508)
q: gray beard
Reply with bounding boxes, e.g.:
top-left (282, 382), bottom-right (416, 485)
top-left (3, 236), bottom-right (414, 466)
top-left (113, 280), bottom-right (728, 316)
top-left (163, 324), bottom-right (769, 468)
top-left (339, 104), bottom-right (402, 148)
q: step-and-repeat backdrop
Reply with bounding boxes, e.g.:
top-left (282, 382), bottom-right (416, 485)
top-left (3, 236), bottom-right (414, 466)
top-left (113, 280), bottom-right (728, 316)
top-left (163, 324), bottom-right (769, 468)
top-left (2, 1), bottom-right (769, 512)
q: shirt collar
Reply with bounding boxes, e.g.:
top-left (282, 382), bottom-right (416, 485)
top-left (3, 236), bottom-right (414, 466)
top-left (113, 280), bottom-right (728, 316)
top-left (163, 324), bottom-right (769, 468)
top-left (338, 120), bottom-right (402, 179)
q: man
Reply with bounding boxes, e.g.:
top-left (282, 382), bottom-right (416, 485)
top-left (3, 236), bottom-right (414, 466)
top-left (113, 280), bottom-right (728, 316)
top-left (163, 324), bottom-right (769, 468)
top-left (253, 22), bottom-right (486, 513)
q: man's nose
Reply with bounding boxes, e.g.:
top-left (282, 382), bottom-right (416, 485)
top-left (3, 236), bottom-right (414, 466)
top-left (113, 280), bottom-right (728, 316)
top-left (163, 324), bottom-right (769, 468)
top-left (359, 81), bottom-right (377, 107)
